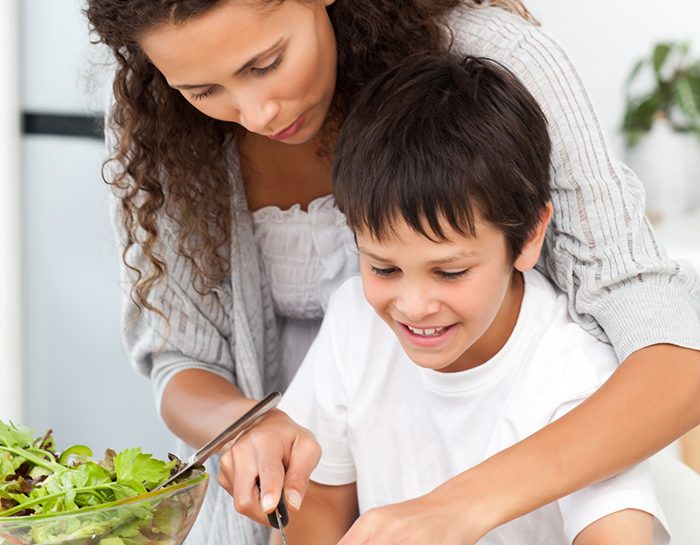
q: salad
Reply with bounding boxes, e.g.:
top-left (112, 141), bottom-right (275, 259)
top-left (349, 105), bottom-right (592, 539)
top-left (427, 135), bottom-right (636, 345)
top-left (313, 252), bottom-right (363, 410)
top-left (0, 420), bottom-right (207, 545)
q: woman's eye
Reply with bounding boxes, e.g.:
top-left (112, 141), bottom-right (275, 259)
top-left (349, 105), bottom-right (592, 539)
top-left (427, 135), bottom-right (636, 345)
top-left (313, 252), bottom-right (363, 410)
top-left (437, 269), bottom-right (469, 280)
top-left (251, 54), bottom-right (283, 76)
top-left (370, 266), bottom-right (399, 278)
top-left (190, 87), bottom-right (215, 102)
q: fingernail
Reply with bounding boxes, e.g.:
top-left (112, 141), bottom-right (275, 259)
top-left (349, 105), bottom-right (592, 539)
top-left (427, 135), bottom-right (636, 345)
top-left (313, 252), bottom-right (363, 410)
top-left (286, 490), bottom-right (302, 510)
top-left (261, 494), bottom-right (275, 512)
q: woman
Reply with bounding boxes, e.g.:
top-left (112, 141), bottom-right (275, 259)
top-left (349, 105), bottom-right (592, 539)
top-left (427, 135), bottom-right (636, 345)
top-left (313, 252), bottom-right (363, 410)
top-left (85, 1), bottom-right (700, 544)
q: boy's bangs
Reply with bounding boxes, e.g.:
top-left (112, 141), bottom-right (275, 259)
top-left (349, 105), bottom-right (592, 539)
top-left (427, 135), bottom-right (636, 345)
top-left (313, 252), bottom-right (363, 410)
top-left (351, 164), bottom-right (480, 243)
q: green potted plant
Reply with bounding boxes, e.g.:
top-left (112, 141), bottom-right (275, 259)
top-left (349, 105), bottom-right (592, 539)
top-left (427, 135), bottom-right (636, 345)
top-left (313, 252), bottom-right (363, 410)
top-left (623, 41), bottom-right (700, 146)
top-left (622, 41), bottom-right (700, 220)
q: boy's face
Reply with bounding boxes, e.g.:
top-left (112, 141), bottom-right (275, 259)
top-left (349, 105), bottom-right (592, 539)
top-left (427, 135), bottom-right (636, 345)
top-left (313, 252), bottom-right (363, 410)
top-left (357, 214), bottom-right (541, 373)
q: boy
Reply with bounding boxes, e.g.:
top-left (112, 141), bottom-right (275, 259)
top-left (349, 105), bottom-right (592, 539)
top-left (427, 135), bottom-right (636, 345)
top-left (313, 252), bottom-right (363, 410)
top-left (277, 54), bottom-right (669, 545)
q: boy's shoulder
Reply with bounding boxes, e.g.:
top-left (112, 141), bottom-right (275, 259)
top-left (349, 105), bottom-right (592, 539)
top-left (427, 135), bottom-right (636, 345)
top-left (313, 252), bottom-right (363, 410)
top-left (522, 269), bottom-right (617, 373)
top-left (508, 270), bottom-right (619, 430)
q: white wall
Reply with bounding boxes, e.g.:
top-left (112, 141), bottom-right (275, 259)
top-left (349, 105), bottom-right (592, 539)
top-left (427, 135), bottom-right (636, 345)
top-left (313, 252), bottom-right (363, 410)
top-left (526, 0), bottom-right (700, 156)
top-left (0, 0), bottom-right (22, 423)
top-left (19, 0), bottom-right (174, 456)
top-left (22, 0), bottom-right (109, 114)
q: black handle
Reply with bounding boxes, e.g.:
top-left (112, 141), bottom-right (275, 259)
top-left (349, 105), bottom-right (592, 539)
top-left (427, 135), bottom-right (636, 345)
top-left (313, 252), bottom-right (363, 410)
top-left (267, 495), bottom-right (289, 529)
top-left (256, 477), bottom-right (289, 528)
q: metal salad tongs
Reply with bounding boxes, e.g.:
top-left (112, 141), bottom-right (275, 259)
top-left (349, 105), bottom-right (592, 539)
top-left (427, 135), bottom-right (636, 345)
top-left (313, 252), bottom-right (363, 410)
top-left (156, 391), bottom-right (290, 543)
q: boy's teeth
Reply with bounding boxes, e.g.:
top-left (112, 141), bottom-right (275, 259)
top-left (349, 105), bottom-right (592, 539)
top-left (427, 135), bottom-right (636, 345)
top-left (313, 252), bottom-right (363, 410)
top-left (407, 325), bottom-right (445, 336)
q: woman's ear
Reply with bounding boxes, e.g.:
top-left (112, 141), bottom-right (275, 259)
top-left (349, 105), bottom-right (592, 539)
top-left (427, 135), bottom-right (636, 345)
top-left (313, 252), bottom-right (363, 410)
top-left (514, 202), bottom-right (553, 273)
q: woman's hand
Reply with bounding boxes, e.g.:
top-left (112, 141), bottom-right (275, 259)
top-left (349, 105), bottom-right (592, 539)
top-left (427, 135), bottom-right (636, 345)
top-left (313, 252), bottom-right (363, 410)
top-left (218, 408), bottom-right (321, 525)
top-left (336, 488), bottom-right (489, 545)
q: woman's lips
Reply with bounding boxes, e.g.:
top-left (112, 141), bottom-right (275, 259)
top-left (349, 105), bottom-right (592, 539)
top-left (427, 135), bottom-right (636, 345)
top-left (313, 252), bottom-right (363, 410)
top-left (268, 111), bottom-right (308, 141)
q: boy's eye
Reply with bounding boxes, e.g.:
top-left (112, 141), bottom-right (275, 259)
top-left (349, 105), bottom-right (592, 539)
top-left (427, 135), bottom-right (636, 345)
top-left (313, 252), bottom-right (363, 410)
top-left (437, 269), bottom-right (469, 280)
top-left (190, 87), bottom-right (215, 102)
top-left (370, 265), bottom-right (400, 278)
top-left (251, 54), bottom-right (284, 76)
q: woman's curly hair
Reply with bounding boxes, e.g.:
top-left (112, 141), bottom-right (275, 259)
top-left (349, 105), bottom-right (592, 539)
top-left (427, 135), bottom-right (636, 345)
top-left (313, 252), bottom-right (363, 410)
top-left (85, 0), bottom-right (533, 315)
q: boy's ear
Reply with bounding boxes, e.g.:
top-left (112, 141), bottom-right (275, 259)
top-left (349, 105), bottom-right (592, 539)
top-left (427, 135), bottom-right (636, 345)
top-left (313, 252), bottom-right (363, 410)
top-left (513, 202), bottom-right (553, 273)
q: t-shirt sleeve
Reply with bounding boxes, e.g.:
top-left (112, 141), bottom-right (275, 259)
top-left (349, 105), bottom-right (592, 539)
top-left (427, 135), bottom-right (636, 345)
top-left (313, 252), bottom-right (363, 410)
top-left (278, 282), bottom-right (359, 485)
top-left (558, 462), bottom-right (670, 545)
top-left (510, 326), bottom-right (670, 544)
top-left (545, 351), bottom-right (670, 544)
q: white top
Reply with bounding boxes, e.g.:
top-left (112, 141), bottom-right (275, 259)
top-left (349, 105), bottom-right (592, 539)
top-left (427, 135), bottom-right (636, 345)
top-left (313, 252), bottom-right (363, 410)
top-left (280, 271), bottom-right (670, 544)
top-left (253, 195), bottom-right (357, 386)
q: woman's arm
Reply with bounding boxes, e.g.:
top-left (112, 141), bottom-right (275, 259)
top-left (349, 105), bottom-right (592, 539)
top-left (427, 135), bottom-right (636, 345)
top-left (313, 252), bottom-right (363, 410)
top-left (161, 369), bottom-right (257, 448)
top-left (465, 344), bottom-right (700, 535)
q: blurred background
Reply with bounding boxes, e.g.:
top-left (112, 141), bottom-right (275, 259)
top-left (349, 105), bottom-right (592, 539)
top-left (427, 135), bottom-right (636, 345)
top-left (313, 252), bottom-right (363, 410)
top-left (0, 1), bottom-right (698, 466)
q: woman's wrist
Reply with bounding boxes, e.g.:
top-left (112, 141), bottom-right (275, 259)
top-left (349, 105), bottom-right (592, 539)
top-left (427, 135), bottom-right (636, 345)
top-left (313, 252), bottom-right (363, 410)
top-left (428, 464), bottom-right (511, 540)
top-left (161, 369), bottom-right (252, 448)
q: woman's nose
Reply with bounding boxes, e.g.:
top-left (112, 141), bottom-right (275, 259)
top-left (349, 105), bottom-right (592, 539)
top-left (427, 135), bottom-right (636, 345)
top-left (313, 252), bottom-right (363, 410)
top-left (236, 93), bottom-right (280, 135)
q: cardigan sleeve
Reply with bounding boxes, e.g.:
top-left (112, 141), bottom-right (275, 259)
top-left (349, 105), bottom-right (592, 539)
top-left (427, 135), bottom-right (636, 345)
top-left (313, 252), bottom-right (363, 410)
top-left (103, 113), bottom-right (238, 412)
top-left (108, 189), bottom-right (237, 412)
top-left (452, 8), bottom-right (700, 361)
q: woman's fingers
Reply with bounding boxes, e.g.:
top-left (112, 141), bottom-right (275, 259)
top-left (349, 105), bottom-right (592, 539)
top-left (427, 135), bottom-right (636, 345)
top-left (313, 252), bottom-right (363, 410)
top-left (283, 431), bottom-right (321, 510)
top-left (216, 409), bottom-right (321, 523)
top-left (230, 435), bottom-right (279, 524)
top-left (255, 435), bottom-right (288, 513)
top-left (217, 451), bottom-right (234, 494)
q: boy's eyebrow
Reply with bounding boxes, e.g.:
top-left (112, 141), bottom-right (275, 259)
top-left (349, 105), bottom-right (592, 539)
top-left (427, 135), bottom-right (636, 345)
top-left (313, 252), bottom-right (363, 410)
top-left (170, 39), bottom-right (284, 89)
top-left (426, 252), bottom-right (480, 265)
top-left (358, 248), bottom-right (479, 264)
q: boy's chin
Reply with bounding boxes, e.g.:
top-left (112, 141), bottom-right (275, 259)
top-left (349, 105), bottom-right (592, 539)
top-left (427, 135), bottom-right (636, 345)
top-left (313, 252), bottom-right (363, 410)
top-left (404, 350), bottom-right (461, 373)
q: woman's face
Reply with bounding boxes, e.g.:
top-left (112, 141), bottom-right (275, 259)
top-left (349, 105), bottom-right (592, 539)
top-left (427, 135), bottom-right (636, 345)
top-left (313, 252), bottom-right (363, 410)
top-left (139, 0), bottom-right (337, 144)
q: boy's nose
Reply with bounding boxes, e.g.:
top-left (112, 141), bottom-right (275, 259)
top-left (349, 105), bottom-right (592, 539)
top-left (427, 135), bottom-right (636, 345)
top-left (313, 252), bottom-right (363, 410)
top-left (394, 288), bottom-right (440, 322)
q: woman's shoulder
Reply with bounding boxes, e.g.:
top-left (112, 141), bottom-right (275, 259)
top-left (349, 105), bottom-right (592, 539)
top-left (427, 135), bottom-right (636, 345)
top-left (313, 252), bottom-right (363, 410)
top-left (447, 5), bottom-right (564, 69)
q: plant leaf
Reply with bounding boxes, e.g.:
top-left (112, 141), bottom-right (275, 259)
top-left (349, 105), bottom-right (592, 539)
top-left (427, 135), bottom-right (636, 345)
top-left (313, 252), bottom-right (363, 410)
top-left (58, 444), bottom-right (93, 465)
top-left (114, 448), bottom-right (176, 490)
top-left (624, 58), bottom-right (647, 97)
top-left (652, 43), bottom-right (672, 76)
top-left (674, 78), bottom-right (700, 130)
top-left (0, 422), bottom-right (34, 449)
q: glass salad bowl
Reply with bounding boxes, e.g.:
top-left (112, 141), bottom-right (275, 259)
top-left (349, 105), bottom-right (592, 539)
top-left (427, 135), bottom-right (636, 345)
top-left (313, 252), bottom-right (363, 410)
top-left (0, 471), bottom-right (208, 545)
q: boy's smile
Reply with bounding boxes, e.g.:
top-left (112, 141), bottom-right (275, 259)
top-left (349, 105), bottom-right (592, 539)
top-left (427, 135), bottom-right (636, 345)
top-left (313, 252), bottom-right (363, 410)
top-left (357, 216), bottom-right (533, 373)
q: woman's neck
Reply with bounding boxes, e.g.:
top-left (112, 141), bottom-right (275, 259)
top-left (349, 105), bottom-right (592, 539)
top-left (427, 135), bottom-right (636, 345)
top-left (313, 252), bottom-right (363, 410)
top-left (237, 131), bottom-right (334, 211)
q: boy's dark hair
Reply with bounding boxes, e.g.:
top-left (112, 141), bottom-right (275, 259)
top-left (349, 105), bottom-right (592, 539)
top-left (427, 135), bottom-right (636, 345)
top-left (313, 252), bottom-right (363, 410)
top-left (333, 54), bottom-right (552, 260)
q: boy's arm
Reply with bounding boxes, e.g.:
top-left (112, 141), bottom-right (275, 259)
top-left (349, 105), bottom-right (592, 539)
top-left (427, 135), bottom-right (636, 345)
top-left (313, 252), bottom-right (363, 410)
top-left (573, 509), bottom-right (653, 545)
top-left (270, 481), bottom-right (358, 545)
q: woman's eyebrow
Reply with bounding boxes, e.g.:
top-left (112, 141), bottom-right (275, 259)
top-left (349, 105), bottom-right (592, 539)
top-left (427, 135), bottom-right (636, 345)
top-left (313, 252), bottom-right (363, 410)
top-left (234, 38), bottom-right (284, 75)
top-left (169, 38), bottom-right (284, 90)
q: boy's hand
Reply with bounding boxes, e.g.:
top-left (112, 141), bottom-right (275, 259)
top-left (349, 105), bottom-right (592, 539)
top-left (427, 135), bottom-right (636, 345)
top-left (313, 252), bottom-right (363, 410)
top-left (337, 491), bottom-right (488, 545)
top-left (217, 408), bottom-right (321, 525)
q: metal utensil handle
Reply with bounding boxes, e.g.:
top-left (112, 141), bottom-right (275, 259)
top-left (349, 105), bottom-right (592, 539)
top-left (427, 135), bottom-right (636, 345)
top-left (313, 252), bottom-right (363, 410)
top-left (191, 391), bottom-right (282, 466)
top-left (155, 392), bottom-right (282, 491)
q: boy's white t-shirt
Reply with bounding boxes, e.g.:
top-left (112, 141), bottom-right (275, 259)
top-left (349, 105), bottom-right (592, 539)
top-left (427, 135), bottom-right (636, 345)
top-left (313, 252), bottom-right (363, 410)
top-left (279, 270), bottom-right (670, 544)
